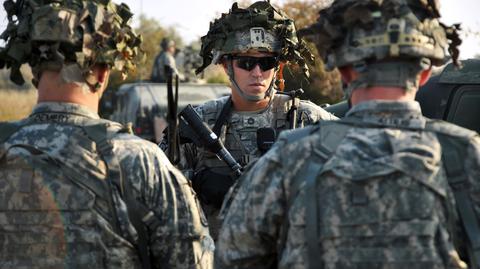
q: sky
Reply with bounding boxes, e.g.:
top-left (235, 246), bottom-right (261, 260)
top-left (0, 0), bottom-right (479, 59)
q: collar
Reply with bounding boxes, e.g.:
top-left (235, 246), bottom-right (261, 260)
top-left (31, 102), bottom-right (100, 119)
top-left (345, 100), bottom-right (426, 129)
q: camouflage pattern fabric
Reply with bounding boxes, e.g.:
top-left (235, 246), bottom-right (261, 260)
top-left (0, 103), bottom-right (214, 269)
top-left (151, 51), bottom-right (181, 83)
top-left (165, 93), bottom-right (336, 240)
top-left (0, 0), bottom-right (143, 86)
top-left (175, 45), bottom-right (203, 83)
top-left (298, 0), bottom-right (462, 98)
top-left (217, 100), bottom-right (480, 269)
top-left (196, 1), bottom-right (314, 79)
top-left (300, 0), bottom-right (461, 70)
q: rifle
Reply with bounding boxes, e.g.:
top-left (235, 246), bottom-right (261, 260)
top-left (165, 65), bottom-right (180, 164)
top-left (179, 104), bottom-right (242, 177)
top-left (284, 89), bottom-right (304, 129)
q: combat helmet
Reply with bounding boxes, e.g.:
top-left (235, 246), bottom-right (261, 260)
top-left (196, 1), bottom-right (314, 101)
top-left (0, 0), bottom-right (144, 89)
top-left (300, 0), bottom-right (462, 97)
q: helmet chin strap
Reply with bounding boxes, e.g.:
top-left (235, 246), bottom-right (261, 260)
top-left (227, 60), bottom-right (276, 102)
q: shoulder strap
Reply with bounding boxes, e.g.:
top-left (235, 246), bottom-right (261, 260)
top-left (277, 120), bottom-right (352, 266)
top-left (212, 96), bottom-right (233, 136)
top-left (304, 161), bottom-right (324, 269)
top-left (1, 143), bottom-right (121, 225)
top-left (278, 124), bottom-right (318, 144)
top-left (83, 123), bottom-right (153, 269)
top-left (435, 131), bottom-right (480, 269)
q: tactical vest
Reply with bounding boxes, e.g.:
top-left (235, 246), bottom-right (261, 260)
top-left (195, 94), bottom-right (317, 175)
top-left (0, 118), bottom-right (154, 269)
top-left (281, 118), bottom-right (479, 269)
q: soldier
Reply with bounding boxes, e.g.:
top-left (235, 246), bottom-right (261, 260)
top-left (218, 0), bottom-right (480, 268)
top-left (0, 0), bottom-right (213, 268)
top-left (162, 1), bottom-right (337, 239)
top-left (151, 38), bottom-right (184, 82)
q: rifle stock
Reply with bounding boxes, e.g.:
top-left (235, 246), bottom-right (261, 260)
top-left (179, 105), bottom-right (242, 177)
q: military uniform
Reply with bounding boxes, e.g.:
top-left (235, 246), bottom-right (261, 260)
top-left (1, 103), bottom-right (214, 268)
top-left (171, 93), bottom-right (335, 238)
top-left (179, 93), bottom-right (336, 177)
top-left (217, 0), bottom-right (472, 267)
top-left (170, 1), bottom-right (333, 241)
top-left (0, 0), bottom-right (214, 267)
top-left (217, 100), bottom-right (480, 268)
top-left (151, 51), bottom-right (179, 83)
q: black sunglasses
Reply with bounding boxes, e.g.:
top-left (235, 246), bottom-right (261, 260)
top-left (231, 56), bottom-right (278, 71)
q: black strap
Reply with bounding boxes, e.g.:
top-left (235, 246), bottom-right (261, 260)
top-left (212, 96), bottom-right (233, 136)
top-left (166, 66), bottom-right (180, 164)
top-left (305, 162), bottom-right (324, 269)
top-left (436, 133), bottom-right (480, 269)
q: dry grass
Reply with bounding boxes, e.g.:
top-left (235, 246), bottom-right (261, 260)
top-left (0, 89), bottom-right (38, 122)
top-left (203, 65), bottom-right (229, 84)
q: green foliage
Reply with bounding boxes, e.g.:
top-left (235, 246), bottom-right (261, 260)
top-left (280, 0), bottom-right (343, 105)
top-left (134, 15), bottom-right (184, 80)
top-left (107, 15), bottom-right (184, 91)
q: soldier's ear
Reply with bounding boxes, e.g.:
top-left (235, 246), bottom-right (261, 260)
top-left (419, 68), bottom-right (432, 86)
top-left (90, 64), bottom-right (108, 83)
top-left (221, 60), bottom-right (228, 73)
top-left (339, 66), bottom-right (358, 84)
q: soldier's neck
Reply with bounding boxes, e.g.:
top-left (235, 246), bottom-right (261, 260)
top-left (231, 93), bottom-right (270, 112)
top-left (37, 71), bottom-right (101, 113)
top-left (350, 86), bottom-right (417, 106)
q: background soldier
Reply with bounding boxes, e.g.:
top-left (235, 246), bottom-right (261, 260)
top-left (218, 0), bottom-right (479, 268)
top-left (163, 1), bottom-right (337, 239)
top-left (0, 0), bottom-right (213, 268)
top-left (151, 38), bottom-right (184, 82)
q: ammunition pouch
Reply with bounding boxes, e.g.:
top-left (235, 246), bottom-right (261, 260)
top-left (192, 168), bottom-right (236, 209)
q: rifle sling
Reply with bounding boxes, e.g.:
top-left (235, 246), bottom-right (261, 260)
top-left (213, 96), bottom-right (233, 136)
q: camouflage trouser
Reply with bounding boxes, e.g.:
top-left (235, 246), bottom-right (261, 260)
top-left (202, 203), bottom-right (221, 241)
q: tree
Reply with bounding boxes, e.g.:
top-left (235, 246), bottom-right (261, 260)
top-left (107, 15), bottom-right (184, 92)
top-left (280, 0), bottom-right (343, 105)
top-left (101, 16), bottom-right (184, 118)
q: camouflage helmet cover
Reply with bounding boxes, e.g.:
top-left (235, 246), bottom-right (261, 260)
top-left (196, 1), bottom-right (314, 78)
top-left (0, 0), bottom-right (144, 86)
top-left (300, 0), bottom-right (462, 71)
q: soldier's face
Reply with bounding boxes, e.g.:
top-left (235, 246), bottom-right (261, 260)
top-left (228, 51), bottom-right (277, 98)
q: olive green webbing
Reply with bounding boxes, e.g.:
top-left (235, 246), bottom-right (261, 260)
top-left (283, 118), bottom-right (480, 268)
top-left (0, 120), bottom-right (153, 269)
top-left (434, 131), bottom-right (480, 269)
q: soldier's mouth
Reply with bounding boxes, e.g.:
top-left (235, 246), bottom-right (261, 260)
top-left (249, 83), bottom-right (264, 87)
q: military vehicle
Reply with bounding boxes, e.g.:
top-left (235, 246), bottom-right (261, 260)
top-left (110, 82), bottom-right (230, 142)
top-left (325, 59), bottom-right (480, 133)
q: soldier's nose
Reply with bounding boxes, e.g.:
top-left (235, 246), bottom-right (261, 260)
top-left (250, 64), bottom-right (263, 76)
